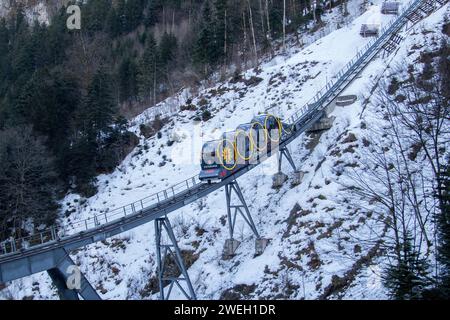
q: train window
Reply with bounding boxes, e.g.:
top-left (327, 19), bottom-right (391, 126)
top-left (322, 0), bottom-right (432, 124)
top-left (267, 117), bottom-right (275, 129)
top-left (202, 142), bottom-right (219, 165)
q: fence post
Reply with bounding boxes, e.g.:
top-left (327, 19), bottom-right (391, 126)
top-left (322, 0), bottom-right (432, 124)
top-left (11, 239), bottom-right (16, 252)
top-left (61, 224), bottom-right (67, 238)
top-left (51, 226), bottom-right (57, 241)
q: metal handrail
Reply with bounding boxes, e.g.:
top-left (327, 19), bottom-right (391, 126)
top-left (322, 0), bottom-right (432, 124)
top-left (286, 0), bottom-right (422, 126)
top-left (0, 174), bottom-right (201, 255)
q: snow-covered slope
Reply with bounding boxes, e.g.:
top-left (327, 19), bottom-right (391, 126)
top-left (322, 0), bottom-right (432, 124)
top-left (1, 0), bottom-right (448, 300)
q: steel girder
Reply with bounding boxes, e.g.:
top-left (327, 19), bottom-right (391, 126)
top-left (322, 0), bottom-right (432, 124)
top-left (155, 217), bottom-right (196, 300)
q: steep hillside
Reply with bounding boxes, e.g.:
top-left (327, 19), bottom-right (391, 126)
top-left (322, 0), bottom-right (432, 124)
top-left (1, 0), bottom-right (448, 300)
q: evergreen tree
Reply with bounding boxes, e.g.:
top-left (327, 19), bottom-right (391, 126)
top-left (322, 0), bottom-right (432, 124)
top-left (315, 2), bottom-right (325, 23)
top-left (436, 157), bottom-right (450, 297)
top-left (61, 134), bottom-right (99, 197)
top-left (383, 236), bottom-right (431, 299)
top-left (144, 0), bottom-right (162, 27)
top-left (96, 116), bottom-right (134, 173)
top-left (214, 0), bottom-right (228, 60)
top-left (268, 1), bottom-right (284, 36)
top-left (434, 42), bottom-right (450, 298)
top-left (118, 56), bottom-right (139, 102)
top-left (44, 7), bottom-right (71, 66)
top-left (116, 0), bottom-right (128, 34)
top-left (80, 67), bottom-right (117, 137)
top-left (138, 34), bottom-right (159, 100)
top-left (83, 0), bottom-right (110, 33)
top-left (13, 69), bottom-right (81, 151)
top-left (66, 68), bottom-right (118, 197)
top-left (194, 1), bottom-right (219, 70)
top-left (125, 0), bottom-right (145, 32)
top-left (13, 4), bottom-right (27, 34)
top-left (159, 32), bottom-right (177, 67)
top-left (10, 19), bottom-right (34, 85)
top-left (0, 19), bottom-right (10, 96)
top-left (106, 6), bottom-right (121, 37)
top-left (30, 22), bottom-right (49, 69)
top-left (0, 19), bottom-right (9, 57)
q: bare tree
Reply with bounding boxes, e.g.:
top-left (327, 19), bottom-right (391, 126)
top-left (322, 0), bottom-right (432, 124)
top-left (341, 41), bottom-right (450, 298)
top-left (341, 91), bottom-right (434, 297)
top-left (345, 41), bottom-right (450, 297)
top-left (247, 0), bottom-right (258, 65)
top-left (0, 126), bottom-right (60, 240)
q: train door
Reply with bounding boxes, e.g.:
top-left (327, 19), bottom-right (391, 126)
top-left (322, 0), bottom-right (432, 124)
top-left (235, 124), bottom-right (254, 166)
top-left (219, 131), bottom-right (237, 172)
top-left (264, 115), bottom-right (281, 157)
top-left (250, 119), bottom-right (267, 162)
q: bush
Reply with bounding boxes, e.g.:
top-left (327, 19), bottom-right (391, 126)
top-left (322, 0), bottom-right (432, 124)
top-left (97, 131), bottom-right (139, 174)
top-left (139, 116), bottom-right (168, 138)
top-left (201, 109), bottom-right (212, 121)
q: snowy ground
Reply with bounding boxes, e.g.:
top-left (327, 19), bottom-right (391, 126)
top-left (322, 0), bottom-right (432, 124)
top-left (1, 0), bottom-right (448, 300)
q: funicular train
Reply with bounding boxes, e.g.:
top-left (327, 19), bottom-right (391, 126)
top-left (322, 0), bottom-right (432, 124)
top-left (199, 114), bottom-right (293, 183)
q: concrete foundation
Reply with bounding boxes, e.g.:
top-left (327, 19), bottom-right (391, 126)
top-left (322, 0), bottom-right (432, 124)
top-left (291, 171), bottom-right (305, 187)
top-left (306, 116), bottom-right (335, 133)
top-left (255, 238), bottom-right (270, 256)
top-left (272, 172), bottom-right (288, 188)
top-left (324, 102), bottom-right (336, 116)
top-left (222, 239), bottom-right (241, 258)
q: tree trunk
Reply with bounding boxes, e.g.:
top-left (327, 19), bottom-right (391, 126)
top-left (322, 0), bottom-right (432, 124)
top-left (247, 0), bottom-right (258, 65)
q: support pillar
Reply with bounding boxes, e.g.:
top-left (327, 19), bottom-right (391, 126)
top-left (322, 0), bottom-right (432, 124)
top-left (273, 146), bottom-right (296, 188)
top-left (278, 146), bottom-right (297, 173)
top-left (47, 268), bottom-right (79, 300)
top-left (155, 216), bottom-right (196, 300)
top-left (224, 180), bottom-right (265, 257)
top-left (47, 248), bottom-right (101, 300)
